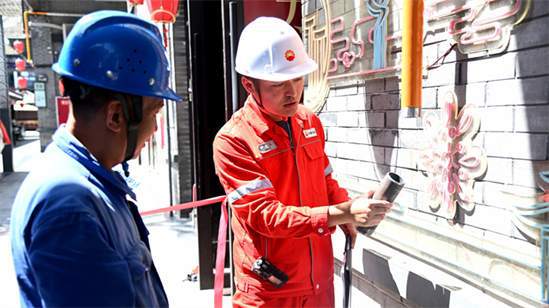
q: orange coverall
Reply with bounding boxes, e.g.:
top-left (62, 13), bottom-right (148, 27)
top-left (213, 96), bottom-right (349, 307)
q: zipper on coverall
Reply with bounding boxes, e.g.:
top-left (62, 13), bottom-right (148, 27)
top-left (286, 120), bottom-right (316, 292)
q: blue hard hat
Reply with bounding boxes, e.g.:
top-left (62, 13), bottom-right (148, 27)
top-left (52, 10), bottom-right (181, 102)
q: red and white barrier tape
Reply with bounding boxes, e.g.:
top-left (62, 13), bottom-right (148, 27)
top-left (139, 195), bottom-right (225, 216)
top-left (140, 194), bottom-right (228, 308)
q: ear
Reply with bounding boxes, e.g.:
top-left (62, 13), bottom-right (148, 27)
top-left (241, 76), bottom-right (256, 95)
top-left (241, 76), bottom-right (263, 104)
top-left (104, 100), bottom-right (125, 133)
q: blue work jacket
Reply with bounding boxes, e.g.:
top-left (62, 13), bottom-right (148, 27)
top-left (10, 126), bottom-right (168, 307)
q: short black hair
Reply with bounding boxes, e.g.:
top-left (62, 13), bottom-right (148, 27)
top-left (61, 77), bottom-right (120, 121)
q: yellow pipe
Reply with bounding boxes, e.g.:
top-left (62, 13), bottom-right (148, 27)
top-left (24, 11), bottom-right (48, 63)
top-left (401, 0), bottom-right (424, 117)
top-left (24, 11), bottom-right (31, 62)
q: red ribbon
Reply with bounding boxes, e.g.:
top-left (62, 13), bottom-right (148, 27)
top-left (214, 200), bottom-right (228, 308)
top-left (139, 195), bottom-right (225, 216)
top-left (0, 120), bottom-right (11, 145)
top-left (140, 195), bottom-right (228, 308)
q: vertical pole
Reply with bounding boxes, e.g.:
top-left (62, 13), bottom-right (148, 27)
top-left (163, 23), bottom-right (175, 210)
top-left (401, 0), bottom-right (424, 118)
top-left (227, 0), bottom-right (240, 293)
top-left (542, 228), bottom-right (548, 303)
top-left (0, 16), bottom-right (14, 172)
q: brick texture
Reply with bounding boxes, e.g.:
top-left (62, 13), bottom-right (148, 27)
top-left (309, 1), bottom-right (549, 304)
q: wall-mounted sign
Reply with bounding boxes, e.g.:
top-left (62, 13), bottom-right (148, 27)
top-left (303, 0), bottom-right (403, 112)
top-left (419, 91), bottom-right (487, 220)
top-left (37, 74), bottom-right (48, 83)
top-left (304, 0), bottom-right (398, 83)
top-left (34, 82), bottom-right (47, 108)
top-left (426, 0), bottom-right (531, 56)
top-left (303, 0), bottom-right (530, 112)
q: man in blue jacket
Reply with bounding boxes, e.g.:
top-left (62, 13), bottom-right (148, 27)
top-left (10, 11), bottom-right (181, 307)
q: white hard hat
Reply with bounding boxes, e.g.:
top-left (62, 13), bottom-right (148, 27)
top-left (235, 17), bottom-right (318, 82)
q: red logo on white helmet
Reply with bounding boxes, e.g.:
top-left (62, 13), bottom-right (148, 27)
top-left (284, 50), bottom-right (295, 62)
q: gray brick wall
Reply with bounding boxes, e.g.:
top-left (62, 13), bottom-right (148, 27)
top-left (463, 53), bottom-right (517, 83)
top-left (486, 77), bottom-right (549, 106)
top-left (307, 1), bottom-right (549, 305)
top-left (36, 69), bottom-right (57, 151)
top-left (30, 18), bottom-right (58, 151)
top-left (318, 7), bottom-right (549, 246)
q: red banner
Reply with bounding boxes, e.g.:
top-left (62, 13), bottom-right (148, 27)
top-left (243, 0), bottom-right (302, 31)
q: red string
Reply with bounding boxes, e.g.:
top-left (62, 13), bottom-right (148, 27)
top-left (139, 195), bottom-right (228, 308)
top-left (139, 195), bottom-right (225, 216)
top-left (214, 200), bottom-right (229, 308)
top-left (0, 120), bottom-right (11, 145)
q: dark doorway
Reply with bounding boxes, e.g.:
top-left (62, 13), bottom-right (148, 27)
top-left (187, 0), bottom-right (228, 290)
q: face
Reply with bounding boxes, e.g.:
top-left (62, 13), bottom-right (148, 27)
top-left (245, 77), bottom-right (304, 121)
top-left (133, 96), bottom-right (164, 158)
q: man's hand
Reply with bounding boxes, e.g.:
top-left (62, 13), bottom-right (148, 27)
top-left (327, 191), bottom-right (392, 227)
top-left (349, 194), bottom-right (392, 227)
top-left (338, 223), bottom-right (357, 249)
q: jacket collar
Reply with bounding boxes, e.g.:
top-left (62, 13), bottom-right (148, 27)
top-left (52, 125), bottom-right (136, 199)
top-left (243, 95), bottom-right (306, 136)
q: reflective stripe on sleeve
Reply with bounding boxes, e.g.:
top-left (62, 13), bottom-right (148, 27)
top-left (227, 179), bottom-right (273, 205)
top-left (324, 164), bottom-right (333, 176)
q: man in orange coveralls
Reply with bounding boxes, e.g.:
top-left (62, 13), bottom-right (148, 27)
top-left (213, 17), bottom-right (393, 307)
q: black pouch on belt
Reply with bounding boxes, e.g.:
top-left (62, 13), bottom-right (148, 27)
top-left (251, 257), bottom-right (289, 288)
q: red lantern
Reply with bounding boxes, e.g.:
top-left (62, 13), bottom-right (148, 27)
top-left (17, 76), bottom-right (28, 89)
top-left (146, 0), bottom-right (179, 23)
top-left (128, 0), bottom-right (144, 5)
top-left (13, 40), bottom-right (25, 54)
top-left (15, 58), bottom-right (26, 72)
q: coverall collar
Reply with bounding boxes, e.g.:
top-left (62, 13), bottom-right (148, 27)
top-left (245, 95), bottom-right (306, 136)
top-left (52, 125), bottom-right (136, 199)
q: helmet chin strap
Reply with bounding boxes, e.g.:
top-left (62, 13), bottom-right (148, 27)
top-left (250, 79), bottom-right (275, 118)
top-left (115, 94), bottom-right (143, 176)
top-left (250, 83), bottom-right (289, 122)
top-left (252, 90), bottom-right (263, 108)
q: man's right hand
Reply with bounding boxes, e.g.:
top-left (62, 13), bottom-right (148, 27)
top-left (327, 193), bottom-right (392, 227)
